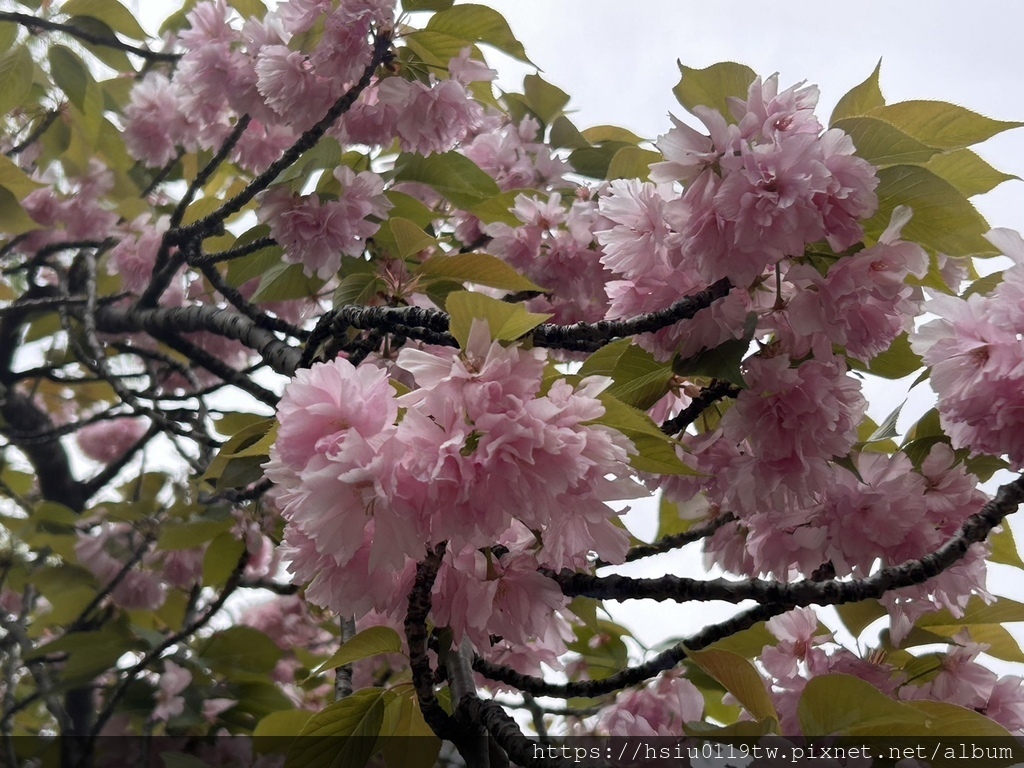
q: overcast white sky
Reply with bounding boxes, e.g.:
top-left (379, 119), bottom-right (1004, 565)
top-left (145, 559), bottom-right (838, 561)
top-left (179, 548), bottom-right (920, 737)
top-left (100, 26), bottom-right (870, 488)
top-left (125, 1), bottom-right (1024, 663)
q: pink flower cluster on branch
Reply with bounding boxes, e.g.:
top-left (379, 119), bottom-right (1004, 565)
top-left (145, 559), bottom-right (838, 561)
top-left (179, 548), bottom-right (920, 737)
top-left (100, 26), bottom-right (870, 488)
top-left (266, 321), bottom-right (643, 666)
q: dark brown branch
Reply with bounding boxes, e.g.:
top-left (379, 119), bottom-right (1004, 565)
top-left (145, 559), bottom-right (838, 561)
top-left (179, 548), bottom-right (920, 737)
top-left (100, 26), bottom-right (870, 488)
top-left (86, 302), bottom-right (302, 376)
top-left (404, 545), bottom-right (458, 741)
top-left (555, 474), bottom-right (1024, 605)
top-left (660, 379), bottom-right (740, 436)
top-left (473, 603), bottom-right (785, 698)
top-left (0, 11), bottom-right (180, 63)
top-left (194, 236), bottom-right (277, 265)
top-left (613, 512), bottom-right (737, 565)
top-left (5, 107), bottom-right (62, 158)
top-left (326, 280), bottom-right (732, 354)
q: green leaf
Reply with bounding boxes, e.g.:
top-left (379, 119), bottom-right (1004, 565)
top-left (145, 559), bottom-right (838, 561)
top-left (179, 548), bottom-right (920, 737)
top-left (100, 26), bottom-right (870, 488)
top-left (832, 117), bottom-right (940, 167)
top-left (202, 532), bottom-right (247, 587)
top-left (568, 142), bottom-right (632, 179)
top-left (229, 0), bottom-right (268, 18)
top-left (904, 596), bottom-right (1024, 662)
top-left (287, 689), bottom-right (395, 768)
top-left (905, 699), bottom-right (1015, 739)
top-left (0, 187), bottom-right (39, 236)
top-left (308, 627), bottom-right (403, 677)
top-left (797, 674), bottom-right (928, 736)
top-left (672, 61), bottom-right (756, 120)
top-left (835, 599), bottom-right (887, 639)
top-left (549, 116), bottom-right (589, 149)
top-left (864, 165), bottom-right (994, 258)
top-left (201, 626), bottom-right (283, 675)
top-left (924, 148), bottom-right (1019, 197)
top-left (445, 291), bottom-right (550, 348)
top-left (385, 190), bottom-right (436, 228)
top-left (250, 262), bottom-right (326, 303)
top-left (65, 16), bottom-right (133, 70)
top-left (0, 46), bottom-right (33, 117)
top-left (394, 151), bottom-right (499, 209)
top-left (63, 0), bottom-right (148, 40)
top-left (849, 332), bottom-right (922, 380)
top-left (48, 46), bottom-right (103, 140)
top-left (606, 146), bottom-right (661, 181)
top-left (333, 272), bottom-right (382, 308)
top-left (579, 341), bottom-right (675, 411)
top-left (867, 401), bottom-right (904, 443)
top-left (0, 155), bottom-right (43, 198)
top-left (522, 73), bottom-right (569, 125)
top-left (581, 125), bottom-right (645, 145)
top-left (378, 690), bottom-right (442, 768)
top-left (830, 59), bottom-right (884, 124)
top-left (157, 518), bottom-right (233, 551)
top-left (426, 4), bottom-right (530, 63)
top-left (253, 709), bottom-right (313, 751)
top-left (595, 393), bottom-right (697, 476)
top-left (468, 189), bottom-right (545, 226)
top-left (417, 252), bottom-right (544, 293)
top-left (867, 100), bottom-right (1023, 150)
top-left (403, 0), bottom-right (455, 10)
top-left (0, 21), bottom-right (18, 52)
top-left (703, 621), bottom-right (776, 658)
top-left (203, 418), bottom-right (275, 485)
top-left (388, 217), bottom-right (439, 259)
top-left (687, 648), bottom-right (777, 723)
top-left (403, 30), bottom-right (481, 70)
top-left (989, 525), bottom-right (1024, 570)
top-left (673, 313), bottom-right (756, 388)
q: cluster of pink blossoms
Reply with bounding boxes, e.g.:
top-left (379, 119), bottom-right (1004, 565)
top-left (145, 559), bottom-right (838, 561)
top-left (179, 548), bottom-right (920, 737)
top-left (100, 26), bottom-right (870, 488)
top-left (266, 322), bottom-right (642, 667)
top-left (758, 609), bottom-right (1024, 734)
top-left (256, 166), bottom-right (392, 279)
top-left (124, 0), bottom-right (486, 177)
top-left (911, 229), bottom-right (1024, 470)
top-left (592, 76), bottom-right (902, 364)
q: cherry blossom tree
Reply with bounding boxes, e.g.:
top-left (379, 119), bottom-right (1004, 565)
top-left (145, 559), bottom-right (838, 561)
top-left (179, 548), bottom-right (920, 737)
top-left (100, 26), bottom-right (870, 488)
top-left (2, 1), bottom-right (1024, 766)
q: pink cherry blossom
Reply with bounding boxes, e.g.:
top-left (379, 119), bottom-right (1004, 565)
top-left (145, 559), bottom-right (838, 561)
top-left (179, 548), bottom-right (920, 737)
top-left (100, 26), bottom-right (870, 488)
top-left (76, 418), bottom-right (148, 463)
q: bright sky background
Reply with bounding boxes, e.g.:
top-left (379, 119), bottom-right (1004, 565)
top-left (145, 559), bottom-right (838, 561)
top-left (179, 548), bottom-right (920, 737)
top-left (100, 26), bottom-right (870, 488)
top-left (124, 1), bottom-right (1024, 669)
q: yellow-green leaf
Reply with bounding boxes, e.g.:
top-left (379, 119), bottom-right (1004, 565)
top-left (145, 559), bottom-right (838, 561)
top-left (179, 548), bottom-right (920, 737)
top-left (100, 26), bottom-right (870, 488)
top-left (445, 291), bottom-right (550, 348)
top-left (835, 599), bottom-right (887, 640)
top-left (287, 689), bottom-right (395, 768)
top-left (522, 73), bottom-right (569, 124)
top-left (308, 626), bottom-right (403, 678)
top-left (388, 217), bottom-right (439, 259)
top-left (0, 155), bottom-right (42, 198)
top-left (687, 648), bottom-right (777, 723)
top-left (673, 61), bottom-right (756, 120)
top-left (467, 188), bottom-right (544, 226)
top-left (0, 187), bottom-right (39, 236)
top-left (864, 165), bottom-right (995, 257)
top-left (905, 699), bottom-right (1015, 738)
top-left (990, 524), bottom-right (1024, 570)
top-left (868, 100), bottom-right (1023, 151)
top-left (0, 45), bottom-right (33, 116)
top-left (426, 4), bottom-right (530, 63)
top-left (832, 116), bottom-right (940, 167)
top-left (606, 146), bottom-right (661, 181)
top-left (417, 252), bottom-right (544, 293)
top-left (63, 0), bottom-right (148, 40)
top-left (830, 59), bottom-right (884, 124)
top-left (394, 151), bottom-right (499, 209)
top-left (202, 532), bottom-right (247, 587)
top-left (924, 148), bottom-right (1019, 197)
top-left (378, 690), bottom-right (442, 768)
top-left (797, 674), bottom-right (927, 736)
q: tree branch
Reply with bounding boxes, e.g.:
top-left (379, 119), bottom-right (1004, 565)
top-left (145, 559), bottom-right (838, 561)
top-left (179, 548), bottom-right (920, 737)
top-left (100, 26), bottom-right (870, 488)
top-left (555, 474), bottom-right (1024, 606)
top-left (0, 11), bottom-right (180, 63)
